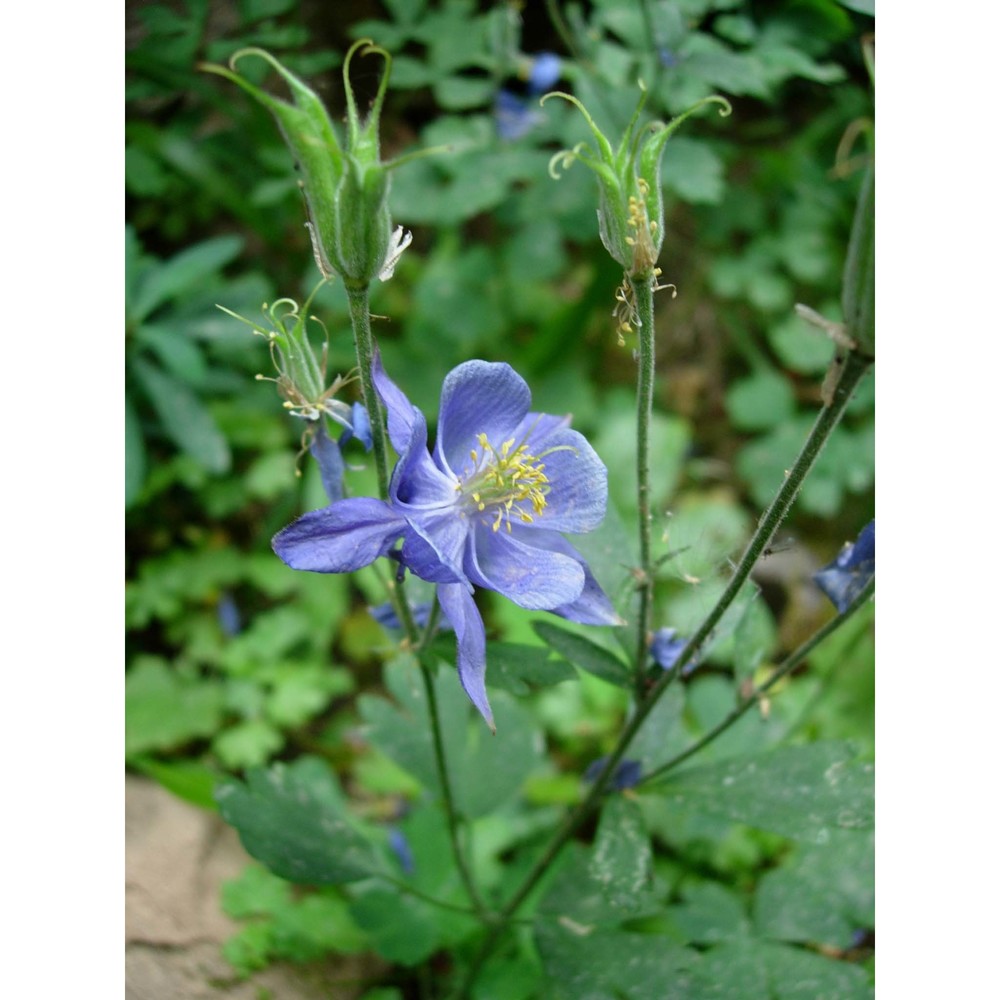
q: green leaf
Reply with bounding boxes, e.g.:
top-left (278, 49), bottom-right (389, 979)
top-left (132, 358), bottom-right (231, 473)
top-left (359, 655), bottom-right (544, 818)
top-left (589, 796), bottom-right (654, 912)
top-left (129, 755), bottom-right (221, 811)
top-left (532, 620), bottom-right (631, 688)
top-left (662, 137), bottom-right (727, 204)
top-left (687, 938), bottom-right (769, 998)
top-left (770, 311), bottom-right (835, 374)
top-left (215, 756), bottom-right (386, 884)
top-left (654, 742), bottom-right (874, 842)
top-left (125, 391), bottom-right (146, 508)
top-left (760, 939), bottom-right (873, 999)
top-left (130, 235), bottom-right (243, 323)
top-left (125, 657), bottom-right (226, 756)
top-left (213, 718), bottom-right (284, 769)
top-left (754, 830), bottom-right (874, 949)
top-left (725, 370), bottom-right (796, 431)
top-left (535, 916), bottom-right (700, 1000)
top-left (349, 889), bottom-right (441, 965)
top-left (669, 881), bottom-right (751, 945)
top-left (484, 642), bottom-right (576, 695)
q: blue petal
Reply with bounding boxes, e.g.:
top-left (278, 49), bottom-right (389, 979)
top-left (527, 53), bottom-right (562, 94)
top-left (400, 514), bottom-right (470, 586)
top-left (814, 519), bottom-right (875, 613)
top-left (273, 498), bottom-right (407, 573)
top-left (495, 89), bottom-right (538, 141)
top-left (339, 402), bottom-right (372, 452)
top-left (515, 417), bottom-right (608, 534)
top-left (372, 350), bottom-right (422, 455)
top-left (309, 423), bottom-right (346, 503)
top-left (437, 582), bottom-right (494, 730)
top-left (583, 756), bottom-right (643, 791)
top-left (387, 827), bottom-right (415, 874)
top-left (514, 529), bottom-right (619, 625)
top-left (434, 361), bottom-right (531, 478)
top-left (650, 628), bottom-right (687, 672)
top-left (468, 525), bottom-right (585, 610)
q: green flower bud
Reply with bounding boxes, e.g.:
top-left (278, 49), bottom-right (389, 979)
top-left (543, 88), bottom-right (731, 279)
top-left (203, 42), bottom-right (409, 288)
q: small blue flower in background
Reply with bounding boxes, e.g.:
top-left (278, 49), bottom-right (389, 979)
top-left (495, 52), bottom-right (562, 141)
top-left (387, 827), bottom-right (415, 875)
top-left (584, 756), bottom-right (643, 791)
top-left (814, 520), bottom-right (875, 613)
top-left (217, 592), bottom-right (242, 637)
top-left (273, 354), bottom-right (618, 730)
top-left (650, 626), bottom-right (698, 676)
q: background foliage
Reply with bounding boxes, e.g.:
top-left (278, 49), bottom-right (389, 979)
top-left (126, 0), bottom-right (874, 995)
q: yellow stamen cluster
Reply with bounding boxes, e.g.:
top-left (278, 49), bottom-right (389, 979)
top-left (461, 433), bottom-right (551, 533)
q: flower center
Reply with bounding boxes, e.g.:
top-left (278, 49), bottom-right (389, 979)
top-left (459, 433), bottom-right (552, 533)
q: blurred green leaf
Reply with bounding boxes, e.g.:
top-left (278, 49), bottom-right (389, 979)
top-left (213, 719), bottom-right (284, 769)
top-left (654, 742), bottom-right (874, 841)
top-left (125, 657), bottom-right (226, 756)
top-left (349, 888), bottom-right (441, 965)
top-left (754, 830), bottom-right (874, 949)
top-left (125, 391), bottom-right (146, 508)
top-left (532, 620), bottom-right (631, 689)
top-left (130, 235), bottom-right (243, 323)
top-left (359, 655), bottom-right (544, 818)
top-left (589, 796), bottom-right (654, 911)
top-left (129, 756), bottom-right (222, 811)
top-left (216, 756), bottom-right (386, 884)
top-left (726, 370), bottom-right (796, 431)
top-left (132, 358), bottom-right (231, 473)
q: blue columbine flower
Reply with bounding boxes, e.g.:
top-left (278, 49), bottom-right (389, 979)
top-left (814, 520), bottom-right (875, 613)
top-left (273, 354), bottom-right (618, 729)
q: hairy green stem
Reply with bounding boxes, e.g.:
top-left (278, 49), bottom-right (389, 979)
top-left (418, 660), bottom-right (490, 918)
top-left (641, 575), bottom-right (875, 785)
top-left (454, 348), bottom-right (872, 996)
top-left (345, 284), bottom-right (392, 502)
top-left (633, 274), bottom-right (657, 687)
top-left (344, 281), bottom-right (485, 920)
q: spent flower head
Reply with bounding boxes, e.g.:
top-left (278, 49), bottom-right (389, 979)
top-left (543, 87), bottom-right (730, 279)
top-left (202, 43), bottom-right (419, 288)
top-left (544, 87), bottom-right (729, 342)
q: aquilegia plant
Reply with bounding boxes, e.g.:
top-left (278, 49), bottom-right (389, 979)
top-left (204, 37), bottom-right (875, 999)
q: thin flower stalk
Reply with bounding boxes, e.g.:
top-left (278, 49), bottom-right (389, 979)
top-left (455, 346), bottom-right (872, 996)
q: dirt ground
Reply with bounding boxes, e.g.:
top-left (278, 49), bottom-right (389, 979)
top-left (125, 774), bottom-right (378, 999)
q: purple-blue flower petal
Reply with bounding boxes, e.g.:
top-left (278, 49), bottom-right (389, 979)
top-left (437, 582), bottom-right (494, 730)
top-left (372, 350), bottom-right (422, 455)
top-left (272, 497), bottom-right (406, 573)
top-left (400, 513), bottom-right (470, 586)
top-left (527, 53), bottom-right (562, 94)
top-left (651, 628), bottom-right (687, 672)
top-left (468, 526), bottom-right (585, 610)
top-left (309, 422), bottom-right (346, 503)
top-left (814, 519), bottom-right (875, 613)
top-left (434, 361), bottom-right (531, 477)
top-left (514, 419), bottom-right (608, 534)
